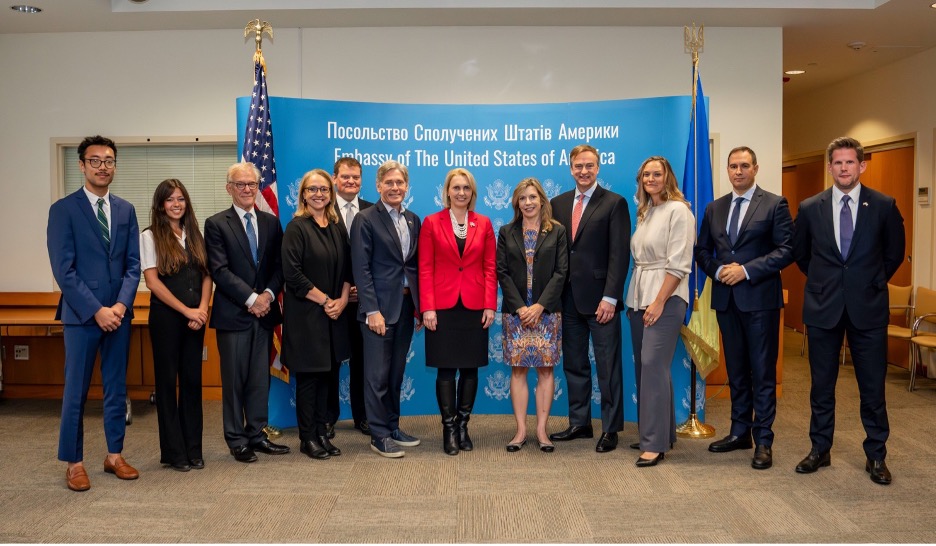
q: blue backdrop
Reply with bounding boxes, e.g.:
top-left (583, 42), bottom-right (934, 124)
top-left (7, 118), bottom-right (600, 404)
top-left (236, 96), bottom-right (708, 428)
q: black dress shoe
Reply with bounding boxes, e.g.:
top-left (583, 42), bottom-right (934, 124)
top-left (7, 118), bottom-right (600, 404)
top-left (636, 452), bottom-right (665, 467)
top-left (318, 435), bottom-right (341, 456)
top-left (251, 439), bottom-right (290, 455)
top-left (166, 462), bottom-right (191, 472)
top-left (595, 432), bottom-right (618, 453)
top-left (866, 459), bottom-right (892, 485)
top-left (354, 420), bottom-right (371, 435)
top-left (188, 458), bottom-right (205, 470)
top-left (505, 439), bottom-right (526, 452)
top-left (751, 445), bottom-right (773, 470)
top-left (325, 422), bottom-right (336, 440)
top-left (708, 434), bottom-right (754, 453)
top-left (549, 425), bottom-right (594, 442)
top-left (629, 441), bottom-right (641, 450)
top-left (300, 439), bottom-right (330, 460)
top-left (230, 445), bottom-right (258, 463)
top-left (795, 449), bottom-right (831, 473)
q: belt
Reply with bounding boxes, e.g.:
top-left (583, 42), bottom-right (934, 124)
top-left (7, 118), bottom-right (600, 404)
top-left (402, 287), bottom-right (411, 295)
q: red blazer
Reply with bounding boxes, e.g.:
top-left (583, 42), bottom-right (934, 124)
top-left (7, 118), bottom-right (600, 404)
top-left (418, 209), bottom-right (497, 312)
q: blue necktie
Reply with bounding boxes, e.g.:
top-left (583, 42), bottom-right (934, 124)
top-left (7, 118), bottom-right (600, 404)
top-left (840, 195), bottom-right (853, 259)
top-left (728, 196), bottom-right (744, 245)
top-left (244, 212), bottom-right (258, 263)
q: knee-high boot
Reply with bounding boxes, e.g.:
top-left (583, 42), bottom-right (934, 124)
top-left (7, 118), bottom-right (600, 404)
top-left (456, 373), bottom-right (478, 451)
top-left (436, 379), bottom-right (459, 456)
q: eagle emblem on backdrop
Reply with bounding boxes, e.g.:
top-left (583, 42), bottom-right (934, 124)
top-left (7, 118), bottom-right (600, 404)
top-left (541, 178), bottom-right (562, 200)
top-left (400, 375), bottom-right (416, 402)
top-left (488, 331), bottom-right (504, 363)
top-left (591, 373), bottom-right (601, 405)
top-left (433, 184), bottom-right (445, 208)
top-left (285, 178), bottom-right (302, 208)
top-left (339, 375), bottom-right (351, 406)
top-left (483, 179), bottom-right (511, 210)
top-left (484, 370), bottom-right (511, 401)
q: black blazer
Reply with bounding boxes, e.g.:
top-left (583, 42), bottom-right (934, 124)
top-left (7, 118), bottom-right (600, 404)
top-left (280, 216), bottom-right (351, 373)
top-left (205, 205), bottom-right (284, 331)
top-left (351, 200), bottom-right (421, 324)
top-left (792, 186), bottom-right (904, 330)
top-left (496, 221), bottom-right (568, 314)
top-left (550, 185), bottom-right (631, 314)
top-left (695, 187), bottom-right (794, 313)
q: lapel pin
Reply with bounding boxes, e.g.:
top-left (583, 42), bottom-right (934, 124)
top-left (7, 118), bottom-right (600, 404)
top-left (469, 222), bottom-right (476, 228)
top-left (862, 202), bottom-right (869, 207)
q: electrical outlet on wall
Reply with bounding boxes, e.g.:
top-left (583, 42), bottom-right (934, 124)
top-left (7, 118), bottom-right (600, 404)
top-left (14, 345), bottom-right (29, 360)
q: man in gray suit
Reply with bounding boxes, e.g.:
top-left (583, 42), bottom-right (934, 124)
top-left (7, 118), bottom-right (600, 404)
top-left (695, 146), bottom-right (794, 470)
top-left (351, 160), bottom-right (423, 458)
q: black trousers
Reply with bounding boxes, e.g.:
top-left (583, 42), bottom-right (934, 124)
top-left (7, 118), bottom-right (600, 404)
top-left (327, 301), bottom-right (366, 425)
top-left (806, 309), bottom-right (889, 460)
top-left (296, 371), bottom-right (330, 441)
top-left (216, 322), bottom-right (271, 449)
top-left (150, 303), bottom-right (205, 464)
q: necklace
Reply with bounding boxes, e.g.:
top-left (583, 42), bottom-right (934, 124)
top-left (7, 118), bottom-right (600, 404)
top-left (449, 209), bottom-right (467, 239)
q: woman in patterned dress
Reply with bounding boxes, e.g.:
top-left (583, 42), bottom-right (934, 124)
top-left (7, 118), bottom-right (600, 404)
top-left (496, 178), bottom-right (569, 452)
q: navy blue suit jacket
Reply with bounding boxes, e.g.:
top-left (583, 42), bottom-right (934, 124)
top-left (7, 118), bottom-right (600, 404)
top-left (204, 205), bottom-right (284, 331)
top-left (47, 188), bottom-right (140, 324)
top-left (792, 186), bottom-right (905, 330)
top-left (695, 187), bottom-right (794, 312)
top-left (351, 200), bottom-right (421, 324)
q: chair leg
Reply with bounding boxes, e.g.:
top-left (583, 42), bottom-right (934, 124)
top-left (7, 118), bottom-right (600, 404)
top-left (909, 345), bottom-right (919, 392)
top-left (801, 326), bottom-right (808, 357)
top-left (840, 338), bottom-right (848, 366)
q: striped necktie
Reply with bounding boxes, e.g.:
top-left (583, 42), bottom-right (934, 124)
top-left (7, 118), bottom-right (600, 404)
top-left (96, 198), bottom-right (110, 251)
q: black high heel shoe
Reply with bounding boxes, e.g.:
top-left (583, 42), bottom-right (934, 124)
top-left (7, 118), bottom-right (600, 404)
top-left (505, 439), bottom-right (527, 452)
top-left (635, 452), bottom-right (665, 467)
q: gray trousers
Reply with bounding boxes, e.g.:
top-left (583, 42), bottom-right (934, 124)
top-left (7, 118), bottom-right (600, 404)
top-left (216, 322), bottom-right (271, 449)
top-left (628, 296), bottom-right (686, 453)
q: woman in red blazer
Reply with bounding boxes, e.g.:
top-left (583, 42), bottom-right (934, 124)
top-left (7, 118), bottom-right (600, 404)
top-left (419, 168), bottom-right (497, 455)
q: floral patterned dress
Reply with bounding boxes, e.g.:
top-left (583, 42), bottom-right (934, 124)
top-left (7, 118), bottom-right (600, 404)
top-left (502, 228), bottom-right (561, 367)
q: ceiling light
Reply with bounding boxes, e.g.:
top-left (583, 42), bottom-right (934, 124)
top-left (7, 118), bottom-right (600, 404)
top-left (10, 5), bottom-right (41, 13)
top-left (931, 2), bottom-right (936, 8)
top-left (785, 70), bottom-right (806, 75)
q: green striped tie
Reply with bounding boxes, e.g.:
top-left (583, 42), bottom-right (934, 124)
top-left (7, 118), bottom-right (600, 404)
top-left (96, 198), bottom-right (110, 250)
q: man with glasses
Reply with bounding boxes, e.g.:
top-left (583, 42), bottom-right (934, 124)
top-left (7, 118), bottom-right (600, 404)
top-left (351, 160), bottom-right (422, 458)
top-left (47, 135), bottom-right (141, 491)
top-left (204, 162), bottom-right (289, 463)
top-left (549, 144), bottom-right (631, 453)
top-left (327, 157), bottom-right (373, 438)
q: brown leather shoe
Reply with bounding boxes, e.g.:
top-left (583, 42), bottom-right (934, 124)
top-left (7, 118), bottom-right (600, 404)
top-left (104, 455), bottom-right (139, 480)
top-left (66, 465), bottom-right (90, 491)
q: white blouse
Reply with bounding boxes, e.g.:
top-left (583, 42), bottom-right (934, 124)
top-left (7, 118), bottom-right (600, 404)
top-left (140, 229), bottom-right (187, 272)
top-left (625, 199), bottom-right (696, 311)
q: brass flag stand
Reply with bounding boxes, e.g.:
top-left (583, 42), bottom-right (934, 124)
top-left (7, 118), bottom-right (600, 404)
top-left (676, 23), bottom-right (716, 440)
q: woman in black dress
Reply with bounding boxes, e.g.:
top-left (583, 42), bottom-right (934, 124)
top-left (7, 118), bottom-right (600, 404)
top-left (418, 168), bottom-right (497, 455)
top-left (141, 179), bottom-right (212, 472)
top-left (281, 169), bottom-right (352, 460)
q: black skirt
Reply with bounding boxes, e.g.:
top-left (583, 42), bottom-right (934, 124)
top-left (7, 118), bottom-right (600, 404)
top-left (425, 299), bottom-right (489, 369)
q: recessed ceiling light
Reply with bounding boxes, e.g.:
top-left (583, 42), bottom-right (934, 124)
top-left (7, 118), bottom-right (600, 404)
top-left (10, 5), bottom-right (41, 13)
top-left (785, 70), bottom-right (806, 75)
top-left (931, 2), bottom-right (936, 8)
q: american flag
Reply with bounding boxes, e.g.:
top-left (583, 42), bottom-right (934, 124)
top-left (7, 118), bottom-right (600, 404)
top-left (242, 60), bottom-right (288, 383)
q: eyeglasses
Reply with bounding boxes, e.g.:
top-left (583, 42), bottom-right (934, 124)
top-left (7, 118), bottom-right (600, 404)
top-left (83, 158), bottom-right (116, 169)
top-left (230, 182), bottom-right (259, 191)
top-left (305, 186), bottom-right (330, 195)
top-left (572, 163), bottom-right (597, 172)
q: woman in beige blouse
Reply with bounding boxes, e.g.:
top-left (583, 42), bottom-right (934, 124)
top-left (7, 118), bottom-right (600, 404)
top-left (625, 156), bottom-right (696, 467)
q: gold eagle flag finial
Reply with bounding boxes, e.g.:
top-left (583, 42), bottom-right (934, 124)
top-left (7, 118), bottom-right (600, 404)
top-left (244, 19), bottom-right (274, 67)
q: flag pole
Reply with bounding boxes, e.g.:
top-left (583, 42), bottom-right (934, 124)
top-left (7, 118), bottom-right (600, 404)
top-left (244, 19), bottom-right (284, 440)
top-left (676, 23), bottom-right (715, 439)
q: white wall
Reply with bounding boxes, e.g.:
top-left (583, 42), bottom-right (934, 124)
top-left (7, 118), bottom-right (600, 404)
top-left (784, 45), bottom-right (936, 289)
top-left (0, 26), bottom-right (781, 291)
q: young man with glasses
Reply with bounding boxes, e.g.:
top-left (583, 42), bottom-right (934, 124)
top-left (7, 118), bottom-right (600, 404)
top-left (204, 161), bottom-right (289, 463)
top-left (47, 135), bottom-right (141, 491)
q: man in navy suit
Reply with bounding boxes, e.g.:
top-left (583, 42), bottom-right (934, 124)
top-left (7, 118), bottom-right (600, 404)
top-left (792, 137), bottom-right (905, 485)
top-left (695, 146), bottom-right (794, 470)
top-left (351, 160), bottom-right (422, 458)
top-left (549, 144), bottom-right (631, 453)
top-left (326, 157), bottom-right (373, 437)
top-left (47, 135), bottom-right (141, 491)
top-left (204, 162), bottom-right (290, 463)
